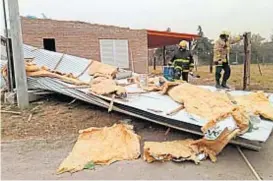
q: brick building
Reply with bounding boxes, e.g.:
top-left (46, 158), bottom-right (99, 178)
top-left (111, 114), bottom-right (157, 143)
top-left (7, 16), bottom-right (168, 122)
top-left (21, 17), bottom-right (198, 73)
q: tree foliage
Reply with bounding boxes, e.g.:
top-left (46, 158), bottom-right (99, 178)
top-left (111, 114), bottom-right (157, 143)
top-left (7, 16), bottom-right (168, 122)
top-left (150, 26), bottom-right (273, 66)
top-left (230, 33), bottom-right (273, 64)
top-left (193, 25), bottom-right (213, 64)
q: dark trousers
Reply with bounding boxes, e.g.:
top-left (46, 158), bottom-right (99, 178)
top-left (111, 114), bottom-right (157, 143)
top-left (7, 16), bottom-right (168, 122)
top-left (215, 63), bottom-right (231, 84)
top-left (182, 72), bottom-right (189, 82)
top-left (174, 69), bottom-right (189, 82)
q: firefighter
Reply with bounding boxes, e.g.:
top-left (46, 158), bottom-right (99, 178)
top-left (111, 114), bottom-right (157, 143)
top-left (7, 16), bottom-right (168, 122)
top-left (214, 31), bottom-right (243, 88)
top-left (169, 40), bottom-right (194, 82)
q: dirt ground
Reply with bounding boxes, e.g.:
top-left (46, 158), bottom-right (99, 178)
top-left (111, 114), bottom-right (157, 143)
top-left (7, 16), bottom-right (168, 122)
top-left (1, 95), bottom-right (124, 141)
top-left (1, 95), bottom-right (273, 180)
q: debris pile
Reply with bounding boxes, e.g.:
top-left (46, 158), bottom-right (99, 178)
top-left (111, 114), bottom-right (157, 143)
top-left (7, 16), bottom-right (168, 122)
top-left (127, 76), bottom-right (180, 93)
top-left (57, 124), bottom-right (141, 174)
top-left (88, 61), bottom-right (118, 79)
top-left (90, 77), bottom-right (127, 98)
top-left (234, 91), bottom-right (273, 120)
top-left (1, 61), bottom-right (89, 86)
top-left (192, 128), bottom-right (240, 162)
top-left (167, 83), bottom-right (235, 122)
top-left (2, 55), bottom-right (273, 173)
top-left (143, 139), bottom-right (200, 164)
top-left (87, 61), bottom-right (128, 97)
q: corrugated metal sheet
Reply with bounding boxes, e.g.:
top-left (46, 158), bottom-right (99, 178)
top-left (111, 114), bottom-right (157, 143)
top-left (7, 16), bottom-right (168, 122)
top-left (27, 76), bottom-right (272, 150)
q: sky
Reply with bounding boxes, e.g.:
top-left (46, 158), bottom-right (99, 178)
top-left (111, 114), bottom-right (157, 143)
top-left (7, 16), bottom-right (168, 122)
top-left (1, 0), bottom-right (273, 40)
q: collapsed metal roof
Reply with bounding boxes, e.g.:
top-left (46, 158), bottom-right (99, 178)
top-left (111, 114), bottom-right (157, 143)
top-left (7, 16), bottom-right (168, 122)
top-left (1, 44), bottom-right (272, 151)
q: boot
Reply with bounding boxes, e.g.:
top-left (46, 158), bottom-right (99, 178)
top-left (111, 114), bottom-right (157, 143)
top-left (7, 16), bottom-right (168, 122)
top-left (221, 81), bottom-right (230, 89)
top-left (215, 80), bottom-right (221, 89)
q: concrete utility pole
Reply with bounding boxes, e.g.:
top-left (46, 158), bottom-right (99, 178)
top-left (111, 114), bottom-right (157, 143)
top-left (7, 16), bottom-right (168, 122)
top-left (7, 0), bottom-right (29, 108)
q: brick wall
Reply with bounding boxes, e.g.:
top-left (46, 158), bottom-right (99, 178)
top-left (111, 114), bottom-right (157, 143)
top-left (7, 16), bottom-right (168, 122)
top-left (21, 17), bottom-right (148, 73)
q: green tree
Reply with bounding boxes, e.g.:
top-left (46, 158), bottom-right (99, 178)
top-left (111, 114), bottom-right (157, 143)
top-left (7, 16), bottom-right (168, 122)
top-left (230, 32), bottom-right (273, 64)
top-left (251, 34), bottom-right (265, 64)
top-left (194, 25), bottom-right (213, 65)
top-left (152, 27), bottom-right (174, 65)
top-left (197, 25), bottom-right (204, 37)
top-left (260, 40), bottom-right (273, 64)
top-left (230, 43), bottom-right (244, 64)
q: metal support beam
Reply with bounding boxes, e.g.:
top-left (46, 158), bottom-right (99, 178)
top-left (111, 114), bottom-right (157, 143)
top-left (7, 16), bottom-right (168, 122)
top-left (2, 0), bottom-right (14, 91)
top-left (7, 0), bottom-right (29, 108)
top-left (163, 46), bottom-right (166, 66)
top-left (188, 40), bottom-right (192, 50)
top-left (209, 55), bottom-right (213, 73)
top-left (153, 57), bottom-right (156, 70)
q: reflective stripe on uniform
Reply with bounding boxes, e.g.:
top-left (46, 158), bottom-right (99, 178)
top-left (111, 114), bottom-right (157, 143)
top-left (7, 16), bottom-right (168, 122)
top-left (173, 59), bottom-right (190, 63)
top-left (174, 58), bottom-right (191, 72)
top-left (174, 66), bottom-right (182, 70)
top-left (215, 53), bottom-right (221, 58)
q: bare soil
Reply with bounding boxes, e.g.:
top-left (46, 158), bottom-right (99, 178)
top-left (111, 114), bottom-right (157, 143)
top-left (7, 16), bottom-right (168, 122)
top-left (1, 95), bottom-right (124, 141)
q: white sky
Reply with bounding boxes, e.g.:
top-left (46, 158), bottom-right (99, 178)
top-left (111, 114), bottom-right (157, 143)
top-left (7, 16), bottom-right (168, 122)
top-left (1, 0), bottom-right (273, 40)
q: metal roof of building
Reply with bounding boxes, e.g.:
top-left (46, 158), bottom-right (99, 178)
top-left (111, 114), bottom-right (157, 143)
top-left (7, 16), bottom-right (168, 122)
top-left (147, 29), bottom-right (200, 48)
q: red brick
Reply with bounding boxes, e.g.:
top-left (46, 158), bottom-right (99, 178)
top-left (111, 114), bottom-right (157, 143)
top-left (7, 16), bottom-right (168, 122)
top-left (21, 17), bottom-right (148, 73)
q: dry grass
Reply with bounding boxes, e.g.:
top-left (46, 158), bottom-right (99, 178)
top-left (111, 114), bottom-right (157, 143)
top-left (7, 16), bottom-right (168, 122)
top-left (149, 64), bottom-right (273, 92)
top-left (1, 96), bottom-right (123, 140)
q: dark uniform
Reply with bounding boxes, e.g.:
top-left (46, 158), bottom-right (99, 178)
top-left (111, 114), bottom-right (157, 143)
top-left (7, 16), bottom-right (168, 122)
top-left (170, 48), bottom-right (194, 82)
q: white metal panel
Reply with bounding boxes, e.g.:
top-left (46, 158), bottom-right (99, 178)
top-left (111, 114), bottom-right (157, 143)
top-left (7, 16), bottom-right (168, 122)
top-left (114, 40), bottom-right (129, 68)
top-left (99, 39), bottom-right (115, 66)
top-left (100, 39), bottom-right (129, 68)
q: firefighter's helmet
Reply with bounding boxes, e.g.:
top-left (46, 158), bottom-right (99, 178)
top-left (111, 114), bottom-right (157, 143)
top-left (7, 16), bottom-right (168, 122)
top-left (179, 40), bottom-right (187, 49)
top-left (220, 30), bottom-right (230, 37)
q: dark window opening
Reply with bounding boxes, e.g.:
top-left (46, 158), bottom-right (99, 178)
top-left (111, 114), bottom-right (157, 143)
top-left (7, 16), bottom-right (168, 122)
top-left (43, 38), bottom-right (56, 51)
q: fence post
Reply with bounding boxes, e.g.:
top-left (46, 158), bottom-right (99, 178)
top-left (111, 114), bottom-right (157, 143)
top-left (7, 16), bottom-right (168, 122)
top-left (153, 57), bottom-right (156, 70)
top-left (243, 32), bottom-right (251, 90)
top-left (163, 46), bottom-right (166, 66)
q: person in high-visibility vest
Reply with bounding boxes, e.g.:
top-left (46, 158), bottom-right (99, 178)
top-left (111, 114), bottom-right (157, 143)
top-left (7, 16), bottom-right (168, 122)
top-left (169, 40), bottom-right (194, 82)
top-left (213, 31), bottom-right (243, 88)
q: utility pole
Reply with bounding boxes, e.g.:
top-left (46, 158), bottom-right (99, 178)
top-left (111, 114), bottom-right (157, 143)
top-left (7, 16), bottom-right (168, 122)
top-left (7, 0), bottom-right (29, 108)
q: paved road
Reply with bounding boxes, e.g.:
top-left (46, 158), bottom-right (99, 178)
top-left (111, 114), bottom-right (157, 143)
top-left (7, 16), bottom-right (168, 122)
top-left (1, 123), bottom-right (273, 180)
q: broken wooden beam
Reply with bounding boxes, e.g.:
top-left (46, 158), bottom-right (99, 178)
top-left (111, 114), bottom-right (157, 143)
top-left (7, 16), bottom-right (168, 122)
top-left (108, 94), bottom-right (115, 112)
top-left (166, 104), bottom-right (185, 116)
top-left (1, 110), bottom-right (21, 115)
